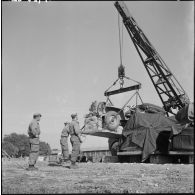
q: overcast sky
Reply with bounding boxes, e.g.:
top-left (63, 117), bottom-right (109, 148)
top-left (2, 1), bottom-right (194, 150)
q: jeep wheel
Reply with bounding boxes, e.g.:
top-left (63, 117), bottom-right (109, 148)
top-left (105, 111), bottom-right (120, 131)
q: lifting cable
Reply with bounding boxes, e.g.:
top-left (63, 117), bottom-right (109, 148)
top-left (104, 13), bottom-right (143, 110)
top-left (118, 13), bottom-right (140, 86)
top-left (118, 12), bottom-right (123, 65)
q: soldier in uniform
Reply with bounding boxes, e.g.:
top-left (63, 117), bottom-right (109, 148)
top-left (26, 113), bottom-right (41, 171)
top-left (60, 122), bottom-right (70, 165)
top-left (69, 113), bottom-right (82, 169)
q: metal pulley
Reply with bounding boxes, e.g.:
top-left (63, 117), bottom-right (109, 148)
top-left (118, 64), bottom-right (125, 79)
top-left (118, 64), bottom-right (125, 88)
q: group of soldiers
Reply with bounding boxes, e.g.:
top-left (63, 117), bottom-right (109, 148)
top-left (27, 112), bottom-right (82, 171)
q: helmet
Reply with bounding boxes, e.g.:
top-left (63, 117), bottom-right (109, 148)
top-left (71, 113), bottom-right (77, 118)
top-left (33, 113), bottom-right (42, 118)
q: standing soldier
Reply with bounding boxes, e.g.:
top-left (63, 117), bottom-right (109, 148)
top-left (26, 113), bottom-right (42, 171)
top-left (69, 113), bottom-right (82, 169)
top-left (60, 122), bottom-right (70, 166)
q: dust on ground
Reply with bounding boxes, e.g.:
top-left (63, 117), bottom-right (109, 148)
top-left (2, 158), bottom-right (194, 194)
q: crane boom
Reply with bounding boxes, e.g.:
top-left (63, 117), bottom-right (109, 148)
top-left (114, 1), bottom-right (190, 115)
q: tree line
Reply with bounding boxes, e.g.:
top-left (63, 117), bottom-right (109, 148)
top-left (2, 133), bottom-right (51, 157)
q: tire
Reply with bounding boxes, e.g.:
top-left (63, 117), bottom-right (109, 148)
top-left (105, 111), bottom-right (120, 131)
top-left (110, 141), bottom-right (119, 156)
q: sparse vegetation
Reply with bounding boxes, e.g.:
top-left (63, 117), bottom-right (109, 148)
top-left (2, 133), bottom-right (51, 157)
top-left (2, 158), bottom-right (194, 194)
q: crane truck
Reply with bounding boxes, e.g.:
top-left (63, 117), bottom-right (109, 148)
top-left (82, 1), bottom-right (194, 164)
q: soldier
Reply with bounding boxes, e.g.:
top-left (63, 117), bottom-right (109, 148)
top-left (60, 122), bottom-right (70, 166)
top-left (26, 113), bottom-right (41, 171)
top-left (69, 113), bottom-right (82, 169)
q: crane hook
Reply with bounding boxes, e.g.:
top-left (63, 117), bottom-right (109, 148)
top-left (118, 64), bottom-right (125, 88)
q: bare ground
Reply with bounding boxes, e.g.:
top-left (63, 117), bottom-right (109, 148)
top-left (2, 158), bottom-right (194, 194)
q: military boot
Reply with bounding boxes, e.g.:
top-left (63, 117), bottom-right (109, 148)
top-left (26, 165), bottom-right (38, 171)
top-left (70, 162), bottom-right (79, 169)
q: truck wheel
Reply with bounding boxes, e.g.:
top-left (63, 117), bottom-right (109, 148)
top-left (105, 111), bottom-right (120, 131)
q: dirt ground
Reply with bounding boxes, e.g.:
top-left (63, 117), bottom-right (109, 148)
top-left (2, 158), bottom-right (194, 194)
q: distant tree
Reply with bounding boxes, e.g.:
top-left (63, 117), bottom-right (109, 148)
top-left (3, 133), bottom-right (30, 157)
top-left (3, 133), bottom-right (51, 157)
top-left (2, 141), bottom-right (19, 157)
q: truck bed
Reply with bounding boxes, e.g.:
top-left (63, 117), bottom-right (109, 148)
top-left (82, 129), bottom-right (122, 139)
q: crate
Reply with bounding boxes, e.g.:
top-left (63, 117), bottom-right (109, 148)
top-left (48, 153), bottom-right (61, 165)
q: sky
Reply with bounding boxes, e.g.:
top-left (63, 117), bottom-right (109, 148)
top-left (2, 1), bottom-right (194, 150)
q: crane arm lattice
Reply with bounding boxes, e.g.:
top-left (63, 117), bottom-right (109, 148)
top-left (114, 1), bottom-right (190, 115)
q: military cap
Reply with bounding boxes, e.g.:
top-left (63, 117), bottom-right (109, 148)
top-left (71, 113), bottom-right (77, 118)
top-left (33, 113), bottom-right (42, 118)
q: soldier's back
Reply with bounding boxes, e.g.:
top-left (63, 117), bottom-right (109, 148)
top-left (61, 125), bottom-right (70, 137)
top-left (69, 121), bottom-right (75, 135)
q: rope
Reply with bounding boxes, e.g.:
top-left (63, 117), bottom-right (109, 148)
top-left (124, 76), bottom-right (141, 85)
top-left (104, 78), bottom-right (119, 94)
top-left (117, 89), bottom-right (144, 117)
top-left (137, 91), bottom-right (144, 104)
top-left (106, 97), bottom-right (114, 106)
top-left (117, 91), bottom-right (137, 115)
